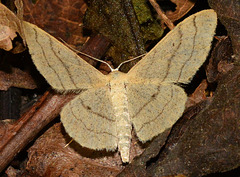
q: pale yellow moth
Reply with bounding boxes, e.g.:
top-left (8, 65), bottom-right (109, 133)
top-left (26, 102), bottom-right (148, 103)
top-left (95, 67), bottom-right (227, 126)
top-left (23, 10), bottom-right (217, 163)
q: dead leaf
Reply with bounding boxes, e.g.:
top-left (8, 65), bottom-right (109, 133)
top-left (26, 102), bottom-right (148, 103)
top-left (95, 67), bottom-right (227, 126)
top-left (186, 79), bottom-right (208, 108)
top-left (0, 24), bottom-right (17, 51)
top-left (5, 166), bottom-right (18, 177)
top-left (166, 0), bottom-right (197, 22)
top-left (0, 67), bottom-right (37, 91)
top-left (23, 0), bottom-right (88, 48)
top-left (0, 3), bottom-right (25, 46)
top-left (206, 36), bottom-right (234, 83)
top-left (0, 2), bottom-right (24, 52)
top-left (209, 0), bottom-right (240, 62)
top-left (26, 123), bottom-right (122, 176)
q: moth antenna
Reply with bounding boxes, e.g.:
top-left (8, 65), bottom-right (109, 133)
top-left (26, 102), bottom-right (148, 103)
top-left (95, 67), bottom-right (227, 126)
top-left (64, 139), bottom-right (74, 148)
top-left (114, 53), bottom-right (146, 71)
top-left (59, 38), bottom-right (114, 71)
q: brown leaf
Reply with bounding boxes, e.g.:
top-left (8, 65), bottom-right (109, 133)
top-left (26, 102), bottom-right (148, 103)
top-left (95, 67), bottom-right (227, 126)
top-left (0, 67), bottom-right (37, 91)
top-left (26, 123), bottom-right (144, 176)
top-left (0, 3), bottom-right (25, 50)
top-left (185, 79), bottom-right (208, 108)
top-left (5, 166), bottom-right (18, 177)
top-left (26, 123), bottom-right (122, 176)
top-left (206, 36), bottom-right (234, 83)
top-left (23, 0), bottom-right (88, 48)
top-left (166, 0), bottom-right (197, 22)
top-left (0, 25), bottom-right (17, 51)
top-left (209, 0), bottom-right (240, 62)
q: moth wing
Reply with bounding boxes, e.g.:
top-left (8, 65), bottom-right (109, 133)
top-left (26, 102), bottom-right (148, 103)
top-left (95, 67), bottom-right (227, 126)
top-left (127, 10), bottom-right (217, 84)
top-left (23, 21), bottom-right (107, 91)
top-left (127, 83), bottom-right (187, 142)
top-left (61, 86), bottom-right (118, 150)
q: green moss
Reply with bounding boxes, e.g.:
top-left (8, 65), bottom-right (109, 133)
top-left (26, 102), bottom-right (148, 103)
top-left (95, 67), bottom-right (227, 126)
top-left (84, 0), bottom-right (164, 70)
top-left (132, 0), bottom-right (164, 41)
top-left (132, 0), bottom-right (153, 24)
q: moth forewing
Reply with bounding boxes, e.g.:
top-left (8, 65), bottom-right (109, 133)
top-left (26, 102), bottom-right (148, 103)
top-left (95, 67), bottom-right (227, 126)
top-left (127, 10), bottom-right (217, 84)
top-left (22, 21), bottom-right (107, 91)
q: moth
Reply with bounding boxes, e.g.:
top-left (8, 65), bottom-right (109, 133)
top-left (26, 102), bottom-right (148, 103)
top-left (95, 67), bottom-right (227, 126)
top-left (23, 10), bottom-right (217, 163)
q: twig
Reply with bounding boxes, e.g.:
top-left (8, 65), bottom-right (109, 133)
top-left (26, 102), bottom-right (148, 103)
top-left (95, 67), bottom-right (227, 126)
top-left (0, 91), bottom-right (76, 172)
top-left (149, 0), bottom-right (175, 30)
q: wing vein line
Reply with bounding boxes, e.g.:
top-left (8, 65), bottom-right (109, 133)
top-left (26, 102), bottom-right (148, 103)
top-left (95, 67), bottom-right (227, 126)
top-left (131, 85), bottom-right (161, 119)
top-left (136, 87), bottom-right (174, 133)
top-left (79, 96), bottom-right (116, 122)
top-left (69, 101), bottom-right (117, 137)
top-left (162, 26), bottom-right (183, 82)
top-left (177, 16), bottom-right (198, 82)
top-left (48, 36), bottom-right (78, 89)
top-left (33, 28), bottom-right (65, 89)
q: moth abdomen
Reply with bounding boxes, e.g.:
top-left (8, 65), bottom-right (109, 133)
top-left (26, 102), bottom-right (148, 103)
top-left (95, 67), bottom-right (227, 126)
top-left (110, 75), bottom-right (132, 163)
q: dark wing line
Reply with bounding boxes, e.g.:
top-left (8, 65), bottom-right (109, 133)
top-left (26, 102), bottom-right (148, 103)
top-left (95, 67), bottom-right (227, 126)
top-left (127, 23), bottom-right (183, 81)
top-left (79, 96), bottom-right (116, 122)
top-left (48, 36), bottom-right (101, 87)
top-left (48, 36), bottom-right (78, 89)
top-left (69, 101), bottom-right (117, 137)
top-left (161, 27), bottom-right (183, 83)
top-left (130, 85), bottom-right (161, 119)
top-left (32, 25), bottom-right (105, 90)
top-left (177, 16), bottom-right (197, 82)
top-left (135, 86), bottom-right (174, 133)
top-left (33, 28), bottom-right (65, 89)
